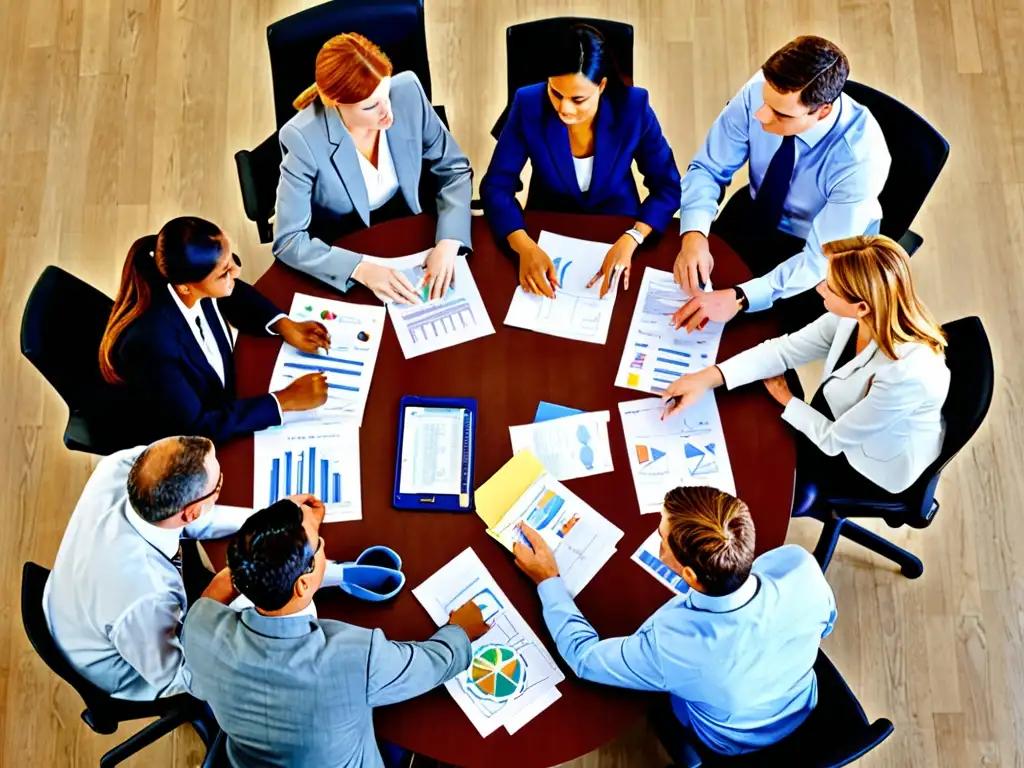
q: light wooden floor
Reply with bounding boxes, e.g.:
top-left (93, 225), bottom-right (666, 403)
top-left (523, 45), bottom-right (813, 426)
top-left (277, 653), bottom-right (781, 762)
top-left (1, 0), bottom-right (1021, 765)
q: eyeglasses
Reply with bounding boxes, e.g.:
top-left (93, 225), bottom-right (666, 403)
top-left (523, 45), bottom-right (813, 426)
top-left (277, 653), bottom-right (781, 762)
top-left (186, 472), bottom-right (223, 508)
top-left (304, 536), bottom-right (324, 575)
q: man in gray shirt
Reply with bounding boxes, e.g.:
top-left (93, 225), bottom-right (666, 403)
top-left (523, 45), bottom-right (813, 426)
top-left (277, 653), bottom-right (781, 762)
top-left (182, 498), bottom-right (488, 768)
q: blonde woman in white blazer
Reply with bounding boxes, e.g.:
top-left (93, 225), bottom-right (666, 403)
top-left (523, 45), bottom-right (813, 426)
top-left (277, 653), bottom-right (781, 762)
top-left (662, 235), bottom-right (949, 496)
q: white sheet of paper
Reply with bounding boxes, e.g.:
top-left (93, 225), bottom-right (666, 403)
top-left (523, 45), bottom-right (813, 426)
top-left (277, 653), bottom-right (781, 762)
top-left (508, 410), bottom-right (613, 481)
top-left (488, 473), bottom-right (623, 597)
top-left (412, 548), bottom-right (566, 737)
top-left (268, 294), bottom-right (385, 426)
top-left (618, 394), bottom-right (736, 513)
top-left (503, 686), bottom-right (562, 734)
top-left (615, 268), bottom-right (725, 394)
top-left (503, 231), bottom-right (619, 344)
top-left (253, 422), bottom-right (362, 523)
top-left (363, 252), bottom-right (495, 358)
top-left (631, 529), bottom-right (689, 595)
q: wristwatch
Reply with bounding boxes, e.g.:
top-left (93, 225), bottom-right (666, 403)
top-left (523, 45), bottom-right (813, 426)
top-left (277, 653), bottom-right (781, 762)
top-left (733, 286), bottom-right (750, 313)
top-left (624, 228), bottom-right (645, 246)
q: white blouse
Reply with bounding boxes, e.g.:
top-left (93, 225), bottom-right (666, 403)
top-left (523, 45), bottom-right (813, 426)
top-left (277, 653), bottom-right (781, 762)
top-left (573, 155), bottom-right (595, 193)
top-left (357, 129), bottom-right (400, 211)
top-left (168, 284), bottom-right (228, 386)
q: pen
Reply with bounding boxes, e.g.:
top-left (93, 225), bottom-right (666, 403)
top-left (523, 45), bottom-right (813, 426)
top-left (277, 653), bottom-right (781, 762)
top-left (610, 265), bottom-right (623, 290)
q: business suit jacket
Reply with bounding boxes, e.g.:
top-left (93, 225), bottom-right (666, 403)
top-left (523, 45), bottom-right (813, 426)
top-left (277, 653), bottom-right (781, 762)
top-left (273, 71), bottom-right (473, 293)
top-left (182, 599), bottom-right (472, 768)
top-left (717, 313), bottom-right (950, 493)
top-left (114, 277), bottom-right (283, 444)
top-left (480, 83), bottom-right (682, 240)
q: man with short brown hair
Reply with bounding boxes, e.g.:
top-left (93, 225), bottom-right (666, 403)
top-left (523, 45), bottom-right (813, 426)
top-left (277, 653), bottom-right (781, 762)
top-left (672, 35), bottom-right (890, 333)
top-left (514, 486), bottom-right (836, 756)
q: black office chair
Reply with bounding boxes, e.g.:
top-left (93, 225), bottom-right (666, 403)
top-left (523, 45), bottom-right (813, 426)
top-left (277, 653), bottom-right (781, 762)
top-left (658, 650), bottom-right (893, 767)
top-left (235, 0), bottom-right (449, 244)
top-left (490, 17), bottom-right (634, 140)
top-left (20, 266), bottom-right (136, 455)
top-left (796, 316), bottom-right (994, 578)
top-left (842, 81), bottom-right (949, 256)
top-left (21, 562), bottom-right (217, 767)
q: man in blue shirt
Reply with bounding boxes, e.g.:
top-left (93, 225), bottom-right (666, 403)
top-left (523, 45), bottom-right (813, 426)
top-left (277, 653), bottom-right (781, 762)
top-left (513, 485), bottom-right (837, 757)
top-left (671, 36), bottom-right (890, 333)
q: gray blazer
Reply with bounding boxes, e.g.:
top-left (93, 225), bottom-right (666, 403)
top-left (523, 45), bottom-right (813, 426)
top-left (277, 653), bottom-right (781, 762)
top-left (272, 71), bottom-right (473, 292)
top-left (182, 598), bottom-right (472, 768)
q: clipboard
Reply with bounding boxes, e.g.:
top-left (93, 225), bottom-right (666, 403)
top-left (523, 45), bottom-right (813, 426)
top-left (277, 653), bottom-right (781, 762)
top-left (393, 396), bottom-right (477, 512)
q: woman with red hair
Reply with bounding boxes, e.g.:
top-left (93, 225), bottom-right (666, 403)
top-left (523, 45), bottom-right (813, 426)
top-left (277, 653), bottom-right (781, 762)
top-left (273, 33), bottom-right (472, 303)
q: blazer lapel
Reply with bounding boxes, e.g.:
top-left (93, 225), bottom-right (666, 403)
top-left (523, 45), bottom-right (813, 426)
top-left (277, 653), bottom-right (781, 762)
top-left (588, 98), bottom-right (621, 200)
top-left (324, 107), bottom-right (371, 226)
top-left (827, 321), bottom-right (879, 381)
top-left (383, 114), bottom-right (421, 213)
top-left (201, 298), bottom-right (235, 390)
top-left (543, 108), bottom-right (582, 201)
top-left (154, 290), bottom-right (225, 391)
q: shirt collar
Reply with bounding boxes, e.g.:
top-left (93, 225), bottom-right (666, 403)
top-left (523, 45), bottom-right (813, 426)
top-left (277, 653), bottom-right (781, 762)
top-left (797, 95), bottom-right (842, 149)
top-left (685, 574), bottom-right (759, 613)
top-left (123, 497), bottom-right (182, 559)
top-left (240, 604), bottom-right (320, 639)
top-left (168, 283), bottom-right (203, 321)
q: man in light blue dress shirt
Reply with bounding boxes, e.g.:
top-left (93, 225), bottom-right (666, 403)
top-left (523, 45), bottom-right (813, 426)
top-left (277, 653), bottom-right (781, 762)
top-left (672, 36), bottom-right (890, 334)
top-left (182, 499), bottom-right (489, 768)
top-left (513, 486), bottom-right (837, 757)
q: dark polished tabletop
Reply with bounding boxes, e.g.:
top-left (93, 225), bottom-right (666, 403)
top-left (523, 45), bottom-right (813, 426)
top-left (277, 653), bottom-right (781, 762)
top-left (212, 211), bottom-right (795, 768)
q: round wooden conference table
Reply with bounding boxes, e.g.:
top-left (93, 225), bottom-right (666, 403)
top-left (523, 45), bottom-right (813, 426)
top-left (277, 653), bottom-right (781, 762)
top-left (213, 211), bottom-right (796, 768)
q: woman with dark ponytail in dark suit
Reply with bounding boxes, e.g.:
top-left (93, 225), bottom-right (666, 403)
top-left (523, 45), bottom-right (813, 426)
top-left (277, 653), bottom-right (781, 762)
top-left (99, 216), bottom-right (330, 444)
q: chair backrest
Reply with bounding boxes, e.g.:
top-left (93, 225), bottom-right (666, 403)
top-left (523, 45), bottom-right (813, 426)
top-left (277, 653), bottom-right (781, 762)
top-left (20, 266), bottom-right (115, 414)
top-left (504, 17), bottom-right (634, 105)
top-left (267, 0), bottom-right (434, 131)
top-left (842, 80), bottom-right (949, 242)
top-left (902, 316), bottom-right (994, 523)
top-left (20, 562), bottom-right (121, 733)
top-left (696, 651), bottom-right (893, 767)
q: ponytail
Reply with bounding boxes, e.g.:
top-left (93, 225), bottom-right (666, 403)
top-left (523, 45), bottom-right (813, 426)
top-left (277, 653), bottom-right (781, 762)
top-left (99, 235), bottom-right (159, 384)
top-left (293, 83), bottom-right (320, 111)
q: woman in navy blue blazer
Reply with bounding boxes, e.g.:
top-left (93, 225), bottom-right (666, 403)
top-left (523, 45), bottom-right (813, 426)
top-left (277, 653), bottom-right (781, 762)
top-left (480, 24), bottom-right (682, 297)
top-left (99, 217), bottom-right (331, 444)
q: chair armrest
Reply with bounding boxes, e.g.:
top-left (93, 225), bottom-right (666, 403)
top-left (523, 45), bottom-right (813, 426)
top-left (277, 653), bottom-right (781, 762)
top-left (234, 134), bottom-right (282, 243)
top-left (433, 104), bottom-right (449, 130)
top-left (898, 229), bottom-right (923, 257)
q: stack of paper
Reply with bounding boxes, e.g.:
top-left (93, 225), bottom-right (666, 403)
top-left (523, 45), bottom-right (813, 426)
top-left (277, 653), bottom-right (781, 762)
top-left (475, 452), bottom-right (622, 596)
top-left (413, 548), bottom-right (566, 736)
top-left (252, 422), bottom-right (362, 523)
top-left (631, 529), bottom-right (689, 595)
top-left (618, 395), bottom-right (736, 514)
top-left (504, 231), bottom-right (619, 344)
top-left (508, 410), bottom-right (614, 481)
top-left (615, 268), bottom-right (725, 394)
top-left (268, 293), bottom-right (385, 426)
top-left (363, 252), bottom-right (495, 359)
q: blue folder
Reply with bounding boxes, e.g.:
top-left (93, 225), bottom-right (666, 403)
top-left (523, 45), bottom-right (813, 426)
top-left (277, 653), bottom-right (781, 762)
top-left (533, 401), bottom-right (584, 423)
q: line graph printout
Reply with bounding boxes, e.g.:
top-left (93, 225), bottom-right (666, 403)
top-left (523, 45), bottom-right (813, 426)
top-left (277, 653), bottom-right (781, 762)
top-left (503, 231), bottom-right (619, 344)
top-left (268, 293), bottom-right (385, 426)
top-left (413, 548), bottom-right (565, 736)
top-left (363, 252), bottom-right (494, 358)
top-left (615, 268), bottom-right (724, 394)
top-left (618, 394), bottom-right (735, 513)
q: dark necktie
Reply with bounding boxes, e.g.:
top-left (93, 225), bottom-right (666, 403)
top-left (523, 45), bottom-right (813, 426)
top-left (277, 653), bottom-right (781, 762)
top-left (754, 134), bottom-right (796, 231)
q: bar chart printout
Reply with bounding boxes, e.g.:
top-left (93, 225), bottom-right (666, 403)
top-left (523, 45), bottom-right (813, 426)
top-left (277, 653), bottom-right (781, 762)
top-left (253, 422), bottom-right (362, 523)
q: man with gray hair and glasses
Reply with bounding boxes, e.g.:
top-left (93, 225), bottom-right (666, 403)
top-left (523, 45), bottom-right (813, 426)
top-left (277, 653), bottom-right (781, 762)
top-left (43, 436), bottom-right (255, 700)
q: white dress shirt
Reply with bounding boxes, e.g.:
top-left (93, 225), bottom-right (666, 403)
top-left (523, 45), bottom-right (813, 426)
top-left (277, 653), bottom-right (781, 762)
top-left (168, 285), bottom-right (230, 386)
top-left (572, 155), bottom-right (595, 193)
top-left (42, 447), bottom-right (255, 700)
top-left (717, 313), bottom-right (949, 493)
top-left (356, 129), bottom-right (400, 211)
top-left (679, 72), bottom-right (891, 312)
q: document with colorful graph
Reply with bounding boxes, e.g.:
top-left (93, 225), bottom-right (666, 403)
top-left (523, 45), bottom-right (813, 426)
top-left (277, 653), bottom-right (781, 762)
top-left (268, 293), bottom-right (385, 426)
top-left (362, 252), bottom-right (494, 359)
top-left (484, 470), bottom-right (623, 597)
top-left (412, 548), bottom-right (566, 737)
top-left (503, 231), bottom-right (619, 344)
top-left (631, 528), bottom-right (689, 595)
top-left (508, 410), bottom-right (614, 481)
top-left (618, 394), bottom-right (736, 514)
top-left (615, 268), bottom-right (724, 394)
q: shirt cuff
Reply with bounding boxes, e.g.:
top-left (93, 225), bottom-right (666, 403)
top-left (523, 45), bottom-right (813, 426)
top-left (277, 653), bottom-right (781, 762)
top-left (269, 393), bottom-right (284, 424)
top-left (265, 313), bottom-right (288, 335)
top-left (537, 575), bottom-right (573, 608)
top-left (738, 276), bottom-right (774, 313)
top-left (678, 209), bottom-right (714, 237)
